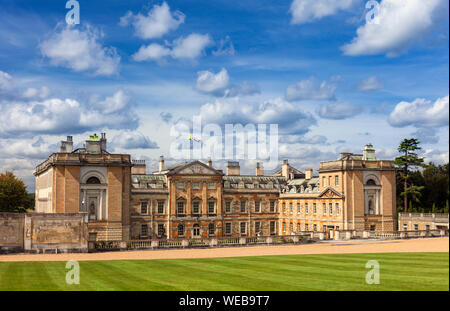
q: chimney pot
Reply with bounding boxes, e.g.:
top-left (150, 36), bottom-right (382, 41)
top-left (159, 156), bottom-right (165, 172)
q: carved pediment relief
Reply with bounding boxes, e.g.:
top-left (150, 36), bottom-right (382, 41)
top-left (174, 161), bottom-right (221, 175)
top-left (318, 187), bottom-right (343, 198)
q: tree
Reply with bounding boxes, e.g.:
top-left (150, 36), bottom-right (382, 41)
top-left (395, 138), bottom-right (424, 213)
top-left (0, 171), bottom-right (34, 213)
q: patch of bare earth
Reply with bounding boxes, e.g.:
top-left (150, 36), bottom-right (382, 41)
top-left (0, 237), bottom-right (448, 262)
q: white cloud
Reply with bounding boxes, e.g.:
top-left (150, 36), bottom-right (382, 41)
top-left (317, 102), bottom-right (363, 119)
top-left (0, 137), bottom-right (55, 160)
top-left (0, 70), bottom-right (13, 91)
top-left (40, 25), bottom-right (120, 76)
top-left (133, 33), bottom-right (212, 62)
top-left (422, 149), bottom-right (449, 164)
top-left (388, 95), bottom-right (449, 128)
top-left (0, 90), bottom-right (139, 137)
top-left (412, 128), bottom-right (439, 144)
top-left (198, 97), bottom-right (317, 135)
top-left (289, 0), bottom-right (357, 24)
top-left (160, 112), bottom-right (173, 123)
top-left (195, 68), bottom-right (230, 95)
top-left (358, 75), bottom-right (383, 91)
top-left (342, 0), bottom-right (443, 57)
top-left (171, 33), bottom-right (213, 60)
top-left (111, 131), bottom-right (159, 150)
top-left (285, 77), bottom-right (336, 101)
top-left (132, 43), bottom-right (171, 62)
top-left (280, 134), bottom-right (328, 145)
top-left (22, 86), bottom-right (50, 99)
top-left (119, 2), bottom-right (185, 39)
top-left (93, 90), bottom-right (133, 114)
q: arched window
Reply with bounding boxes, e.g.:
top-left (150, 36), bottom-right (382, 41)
top-left (86, 176), bottom-right (101, 184)
top-left (366, 179), bottom-right (377, 186)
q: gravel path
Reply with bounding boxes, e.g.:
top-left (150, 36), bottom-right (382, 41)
top-left (0, 237), bottom-right (448, 262)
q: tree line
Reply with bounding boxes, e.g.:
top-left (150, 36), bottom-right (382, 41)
top-left (395, 138), bottom-right (449, 214)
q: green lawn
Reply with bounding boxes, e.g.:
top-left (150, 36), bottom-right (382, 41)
top-left (0, 252), bottom-right (448, 291)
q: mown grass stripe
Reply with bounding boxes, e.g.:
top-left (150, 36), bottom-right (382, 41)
top-left (0, 252), bottom-right (447, 291)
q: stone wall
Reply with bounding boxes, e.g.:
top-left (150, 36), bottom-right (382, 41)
top-left (0, 213), bottom-right (24, 253)
top-left (0, 212), bottom-right (88, 253)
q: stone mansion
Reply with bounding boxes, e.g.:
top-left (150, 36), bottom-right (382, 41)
top-left (34, 134), bottom-right (397, 241)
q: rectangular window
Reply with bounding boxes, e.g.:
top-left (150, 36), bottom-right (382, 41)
top-left (289, 203), bottom-right (293, 214)
top-left (290, 223), bottom-right (293, 232)
top-left (403, 223), bottom-right (408, 231)
top-left (336, 203), bottom-right (340, 216)
top-left (322, 176), bottom-right (326, 187)
top-left (323, 203), bottom-right (326, 215)
top-left (370, 225), bottom-right (376, 231)
top-left (297, 223), bottom-right (301, 232)
top-left (209, 223), bottom-right (215, 235)
top-left (157, 224), bottom-right (165, 237)
top-left (240, 222), bottom-right (247, 235)
top-left (313, 224), bottom-right (317, 232)
top-left (305, 203), bottom-right (309, 214)
top-left (193, 182), bottom-right (200, 190)
top-left (208, 182), bottom-right (216, 189)
top-left (270, 201), bottom-right (275, 213)
top-left (255, 221), bottom-right (261, 234)
top-left (270, 221), bottom-right (276, 235)
top-left (305, 224), bottom-right (309, 231)
top-left (282, 222), bottom-right (286, 232)
top-left (177, 202), bottom-right (185, 215)
top-left (157, 201), bottom-right (164, 214)
top-left (335, 176), bottom-right (339, 186)
top-left (329, 203), bottom-right (333, 216)
top-left (192, 201), bottom-right (200, 215)
top-left (313, 203), bottom-right (317, 214)
top-left (140, 202), bottom-right (148, 215)
top-left (208, 202), bottom-right (216, 215)
top-left (177, 182), bottom-right (185, 190)
top-left (141, 224), bottom-right (148, 238)
top-left (426, 225), bottom-right (430, 231)
top-left (255, 201), bottom-right (261, 213)
top-left (414, 224), bottom-right (419, 231)
top-left (240, 201), bottom-right (247, 213)
top-left (282, 202), bottom-right (286, 213)
top-left (225, 201), bottom-right (232, 213)
top-left (297, 203), bottom-right (301, 213)
top-left (225, 222), bottom-right (232, 235)
top-left (178, 224), bottom-right (185, 237)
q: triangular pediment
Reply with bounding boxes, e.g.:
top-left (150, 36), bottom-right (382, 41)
top-left (170, 161), bottom-right (223, 176)
top-left (318, 186), bottom-right (343, 198)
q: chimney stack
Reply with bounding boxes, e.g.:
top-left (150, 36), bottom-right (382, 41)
top-left (226, 161), bottom-right (240, 176)
top-left (256, 162), bottom-right (264, 176)
top-left (100, 133), bottom-right (107, 153)
top-left (281, 159), bottom-right (290, 179)
top-left (305, 168), bottom-right (313, 180)
top-left (207, 158), bottom-right (212, 167)
top-left (60, 136), bottom-right (73, 153)
top-left (159, 156), bottom-right (165, 172)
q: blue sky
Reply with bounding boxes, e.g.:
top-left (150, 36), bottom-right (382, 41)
top-left (0, 0), bottom-right (448, 190)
